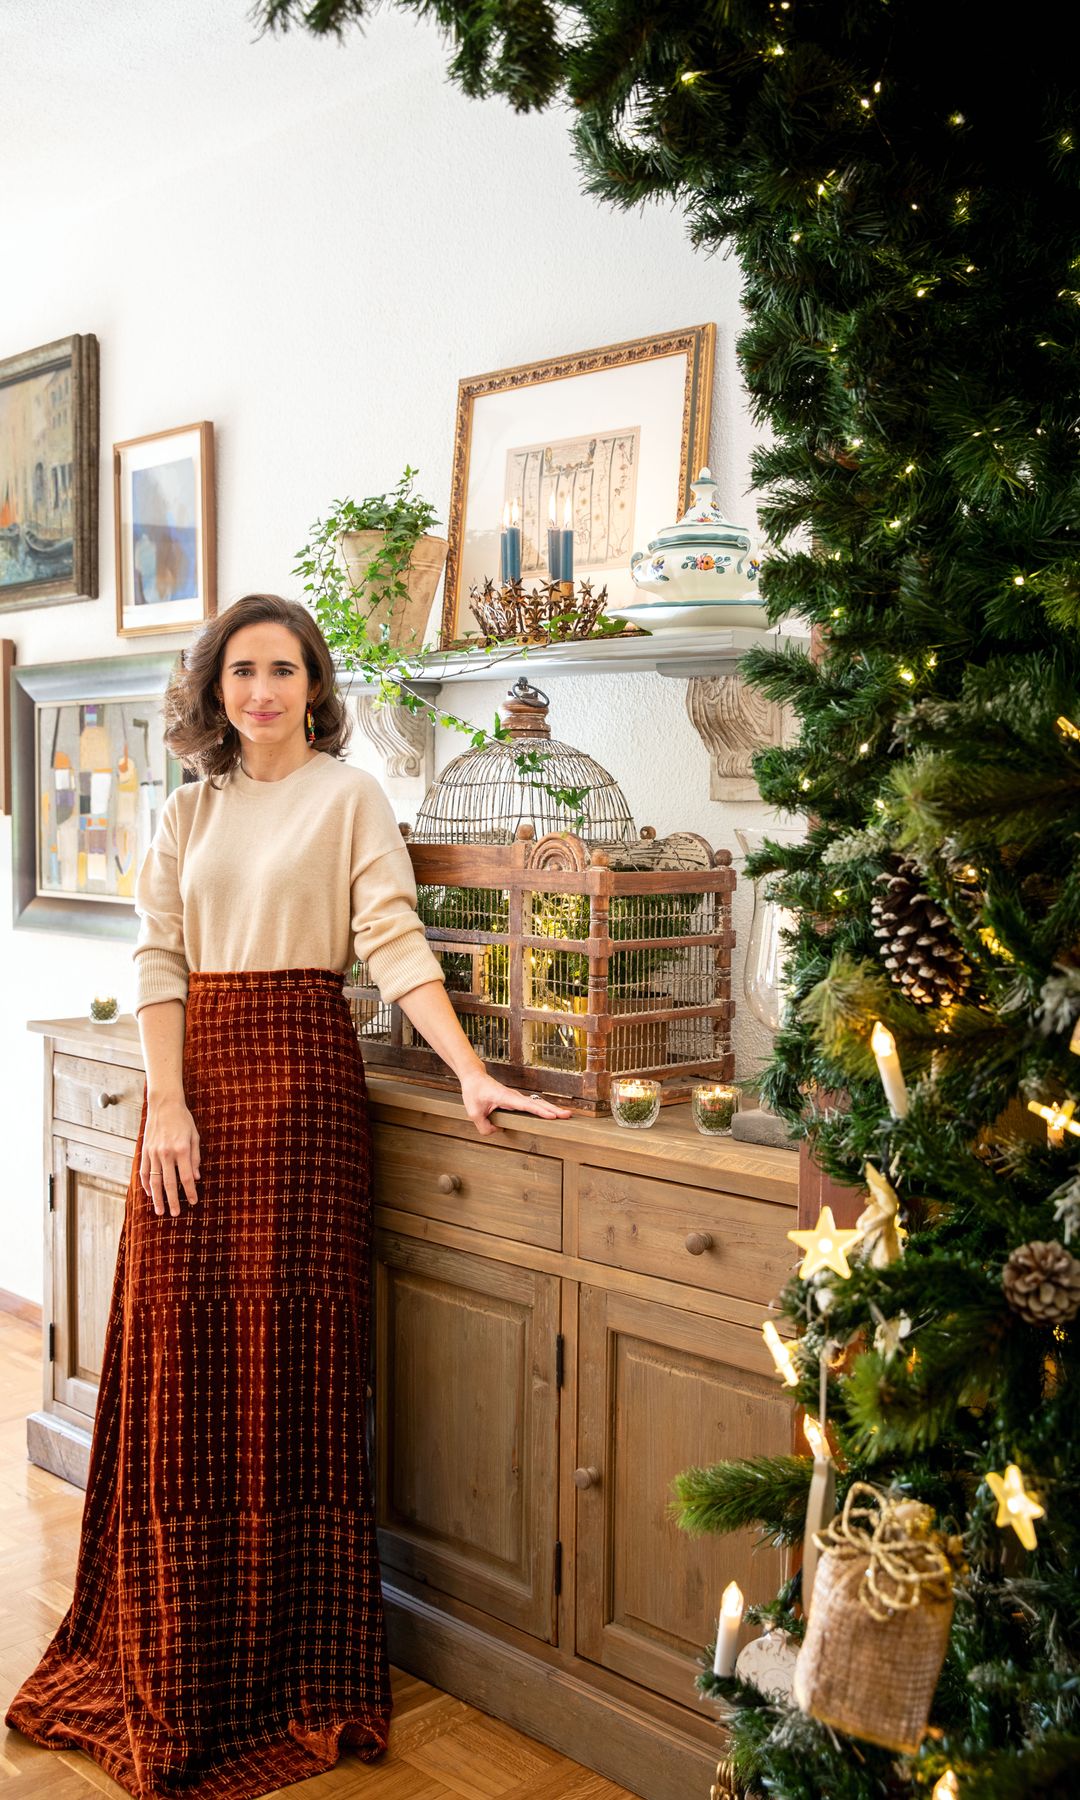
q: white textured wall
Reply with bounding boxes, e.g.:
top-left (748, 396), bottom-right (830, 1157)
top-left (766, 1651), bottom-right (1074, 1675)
top-left (0, 10), bottom-right (785, 1305)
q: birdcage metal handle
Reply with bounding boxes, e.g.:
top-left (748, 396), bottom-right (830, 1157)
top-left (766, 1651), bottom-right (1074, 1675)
top-left (684, 1231), bottom-right (714, 1255)
top-left (437, 1172), bottom-right (462, 1193)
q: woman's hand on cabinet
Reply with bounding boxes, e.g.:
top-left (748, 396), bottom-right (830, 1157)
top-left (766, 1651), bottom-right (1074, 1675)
top-left (458, 1069), bottom-right (574, 1137)
top-left (141, 1096), bottom-right (202, 1216)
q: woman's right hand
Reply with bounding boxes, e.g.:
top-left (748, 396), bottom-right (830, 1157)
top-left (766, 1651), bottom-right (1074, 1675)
top-left (141, 1096), bottom-right (202, 1217)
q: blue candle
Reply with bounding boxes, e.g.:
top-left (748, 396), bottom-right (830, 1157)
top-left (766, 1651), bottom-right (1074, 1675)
top-left (559, 495), bottom-right (574, 588)
top-left (505, 495), bottom-right (521, 582)
top-left (547, 489), bottom-right (562, 583)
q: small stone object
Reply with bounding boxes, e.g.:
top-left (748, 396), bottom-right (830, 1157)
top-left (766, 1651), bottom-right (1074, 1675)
top-left (1002, 1239), bottom-right (1080, 1325)
top-left (89, 995), bottom-right (119, 1024)
top-left (871, 855), bottom-right (970, 1008)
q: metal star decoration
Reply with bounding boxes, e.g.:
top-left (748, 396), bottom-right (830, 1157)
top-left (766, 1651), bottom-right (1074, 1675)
top-left (787, 1205), bottom-right (863, 1281)
top-left (985, 1462), bottom-right (1045, 1550)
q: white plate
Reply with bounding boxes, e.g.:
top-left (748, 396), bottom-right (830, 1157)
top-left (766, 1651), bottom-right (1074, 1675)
top-left (606, 598), bottom-right (769, 631)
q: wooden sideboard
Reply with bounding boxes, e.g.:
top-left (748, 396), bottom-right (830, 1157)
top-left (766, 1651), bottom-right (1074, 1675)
top-left (24, 1014), bottom-right (800, 1800)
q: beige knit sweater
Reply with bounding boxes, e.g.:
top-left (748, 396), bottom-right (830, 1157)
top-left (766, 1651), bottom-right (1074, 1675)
top-left (132, 751), bottom-right (446, 1015)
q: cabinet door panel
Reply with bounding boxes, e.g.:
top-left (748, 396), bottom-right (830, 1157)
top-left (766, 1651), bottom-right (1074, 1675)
top-left (53, 1136), bottom-right (132, 1422)
top-left (575, 1284), bottom-right (788, 1706)
top-left (374, 1230), bottom-right (561, 1641)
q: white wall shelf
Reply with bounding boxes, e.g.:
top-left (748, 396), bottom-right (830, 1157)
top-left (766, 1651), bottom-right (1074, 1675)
top-left (334, 626), bottom-right (805, 689)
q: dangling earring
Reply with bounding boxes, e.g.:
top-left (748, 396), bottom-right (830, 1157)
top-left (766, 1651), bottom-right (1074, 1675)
top-left (305, 703), bottom-right (316, 746)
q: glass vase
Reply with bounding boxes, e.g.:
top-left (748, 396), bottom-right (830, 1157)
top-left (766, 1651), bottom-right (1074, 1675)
top-left (734, 826), bottom-right (803, 1033)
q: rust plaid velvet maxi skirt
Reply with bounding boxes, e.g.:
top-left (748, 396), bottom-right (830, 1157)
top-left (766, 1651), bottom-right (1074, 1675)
top-left (5, 967), bottom-right (392, 1798)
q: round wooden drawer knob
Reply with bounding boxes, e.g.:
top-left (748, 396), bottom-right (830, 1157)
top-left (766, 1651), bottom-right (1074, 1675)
top-left (437, 1172), bottom-right (462, 1193)
top-left (96, 1090), bottom-right (120, 1108)
top-left (684, 1231), bottom-right (714, 1255)
top-left (573, 1466), bottom-right (601, 1489)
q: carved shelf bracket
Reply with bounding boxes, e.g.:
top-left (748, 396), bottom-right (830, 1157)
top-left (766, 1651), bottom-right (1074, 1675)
top-left (685, 671), bottom-right (791, 803)
top-left (354, 690), bottom-right (436, 784)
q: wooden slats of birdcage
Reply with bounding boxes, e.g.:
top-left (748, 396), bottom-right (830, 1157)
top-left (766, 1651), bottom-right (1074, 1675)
top-left (344, 822), bottom-right (736, 1113)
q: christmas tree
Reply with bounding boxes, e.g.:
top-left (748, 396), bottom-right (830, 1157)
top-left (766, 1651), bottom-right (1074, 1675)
top-left (258, 3), bottom-right (1080, 1791)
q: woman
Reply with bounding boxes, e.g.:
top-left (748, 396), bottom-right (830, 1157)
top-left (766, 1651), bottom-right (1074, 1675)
top-left (5, 593), bottom-right (572, 1799)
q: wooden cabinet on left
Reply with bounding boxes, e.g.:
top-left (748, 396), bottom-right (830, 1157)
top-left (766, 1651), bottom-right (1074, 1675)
top-left (26, 1020), bottom-right (147, 1484)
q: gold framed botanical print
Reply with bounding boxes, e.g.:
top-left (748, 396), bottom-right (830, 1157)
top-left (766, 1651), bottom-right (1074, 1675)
top-left (114, 420), bottom-right (217, 637)
top-left (439, 323), bottom-right (715, 648)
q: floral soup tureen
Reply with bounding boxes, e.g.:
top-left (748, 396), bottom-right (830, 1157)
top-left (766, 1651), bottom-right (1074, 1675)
top-left (611, 467), bottom-right (767, 629)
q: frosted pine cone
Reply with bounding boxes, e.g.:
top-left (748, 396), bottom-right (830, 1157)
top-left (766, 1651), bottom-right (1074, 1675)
top-left (1002, 1239), bottom-right (1080, 1325)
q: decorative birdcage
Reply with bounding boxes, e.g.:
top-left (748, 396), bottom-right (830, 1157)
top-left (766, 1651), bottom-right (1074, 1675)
top-left (410, 676), bottom-right (637, 848)
top-left (345, 822), bottom-right (735, 1113)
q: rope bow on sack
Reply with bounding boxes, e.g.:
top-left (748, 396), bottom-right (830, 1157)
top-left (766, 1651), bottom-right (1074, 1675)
top-left (813, 1482), bottom-right (958, 1623)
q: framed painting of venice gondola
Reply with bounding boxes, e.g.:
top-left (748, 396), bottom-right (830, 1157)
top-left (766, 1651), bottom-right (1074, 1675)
top-left (0, 334), bottom-right (99, 614)
top-left (10, 651), bottom-right (188, 938)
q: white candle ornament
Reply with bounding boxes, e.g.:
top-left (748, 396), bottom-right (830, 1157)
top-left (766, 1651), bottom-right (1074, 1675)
top-left (871, 1019), bottom-right (909, 1118)
top-left (800, 1414), bottom-right (836, 1618)
top-left (711, 1579), bottom-right (745, 1677)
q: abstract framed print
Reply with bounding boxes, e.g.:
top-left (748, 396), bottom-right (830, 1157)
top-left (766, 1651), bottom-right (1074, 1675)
top-left (11, 651), bottom-right (188, 937)
top-left (439, 324), bottom-right (715, 648)
top-left (114, 421), bottom-right (216, 637)
top-left (0, 333), bottom-right (99, 614)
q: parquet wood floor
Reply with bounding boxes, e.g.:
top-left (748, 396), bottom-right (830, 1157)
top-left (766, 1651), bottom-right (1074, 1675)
top-left (0, 1310), bottom-right (640, 1800)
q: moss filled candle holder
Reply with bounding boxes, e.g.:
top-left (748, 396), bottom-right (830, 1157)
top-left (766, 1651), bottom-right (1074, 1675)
top-left (88, 994), bottom-right (120, 1024)
top-left (691, 1082), bottom-right (740, 1135)
top-left (610, 1076), bottom-right (662, 1129)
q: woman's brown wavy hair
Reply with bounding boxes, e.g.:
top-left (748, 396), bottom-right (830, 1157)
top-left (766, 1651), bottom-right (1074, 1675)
top-left (163, 594), bottom-right (352, 788)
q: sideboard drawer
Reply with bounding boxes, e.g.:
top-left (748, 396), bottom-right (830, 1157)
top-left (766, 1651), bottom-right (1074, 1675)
top-left (577, 1163), bottom-right (793, 1303)
top-left (372, 1122), bottom-right (562, 1249)
top-left (53, 1053), bottom-right (145, 1141)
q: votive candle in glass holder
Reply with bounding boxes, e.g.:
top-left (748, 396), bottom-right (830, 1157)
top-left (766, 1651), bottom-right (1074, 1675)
top-left (609, 1076), bottom-right (662, 1129)
top-left (691, 1082), bottom-right (740, 1136)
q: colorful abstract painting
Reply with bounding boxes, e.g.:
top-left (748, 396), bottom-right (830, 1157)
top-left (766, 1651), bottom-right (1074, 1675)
top-left (36, 696), bottom-right (170, 900)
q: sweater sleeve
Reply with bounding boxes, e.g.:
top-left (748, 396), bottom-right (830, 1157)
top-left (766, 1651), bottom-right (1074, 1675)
top-left (132, 789), bottom-right (190, 1014)
top-left (350, 776), bottom-right (446, 1004)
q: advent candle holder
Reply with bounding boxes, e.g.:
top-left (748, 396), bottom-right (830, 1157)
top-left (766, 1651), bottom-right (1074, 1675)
top-left (468, 575), bottom-right (612, 645)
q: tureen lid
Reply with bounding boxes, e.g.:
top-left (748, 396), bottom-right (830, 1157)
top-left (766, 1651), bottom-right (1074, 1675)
top-left (646, 467), bottom-right (752, 555)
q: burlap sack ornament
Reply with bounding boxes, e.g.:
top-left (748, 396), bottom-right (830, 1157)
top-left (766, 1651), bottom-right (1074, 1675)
top-left (794, 1482), bottom-right (959, 1754)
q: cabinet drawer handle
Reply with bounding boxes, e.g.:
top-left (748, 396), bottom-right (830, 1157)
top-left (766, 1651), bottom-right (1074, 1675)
top-left (437, 1172), bottom-right (462, 1193)
top-left (684, 1230), bottom-right (714, 1255)
top-left (96, 1090), bottom-right (121, 1109)
top-left (574, 1466), bottom-right (601, 1490)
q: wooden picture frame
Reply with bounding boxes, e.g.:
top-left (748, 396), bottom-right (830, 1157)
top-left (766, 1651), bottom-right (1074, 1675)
top-left (1, 637), bottom-right (14, 816)
top-left (439, 324), bottom-right (716, 649)
top-left (11, 651), bottom-right (187, 938)
top-left (113, 420), bottom-right (216, 637)
top-left (0, 333), bottom-right (99, 613)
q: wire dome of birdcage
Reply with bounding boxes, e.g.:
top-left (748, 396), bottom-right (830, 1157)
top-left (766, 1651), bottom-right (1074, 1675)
top-left (410, 677), bottom-right (637, 847)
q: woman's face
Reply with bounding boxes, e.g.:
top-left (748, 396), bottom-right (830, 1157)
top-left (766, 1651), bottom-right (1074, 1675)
top-left (215, 622), bottom-right (315, 754)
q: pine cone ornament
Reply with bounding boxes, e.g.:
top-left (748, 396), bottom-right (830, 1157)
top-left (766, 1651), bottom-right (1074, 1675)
top-left (871, 856), bottom-right (970, 1008)
top-left (1002, 1239), bottom-right (1080, 1325)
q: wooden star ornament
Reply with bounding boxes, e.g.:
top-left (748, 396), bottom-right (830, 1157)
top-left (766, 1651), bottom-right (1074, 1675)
top-left (985, 1462), bottom-right (1045, 1551)
top-left (787, 1205), bottom-right (862, 1281)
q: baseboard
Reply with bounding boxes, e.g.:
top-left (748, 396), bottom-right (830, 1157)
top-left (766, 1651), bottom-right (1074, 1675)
top-left (383, 1581), bottom-right (722, 1800)
top-left (0, 1287), bottom-right (41, 1326)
